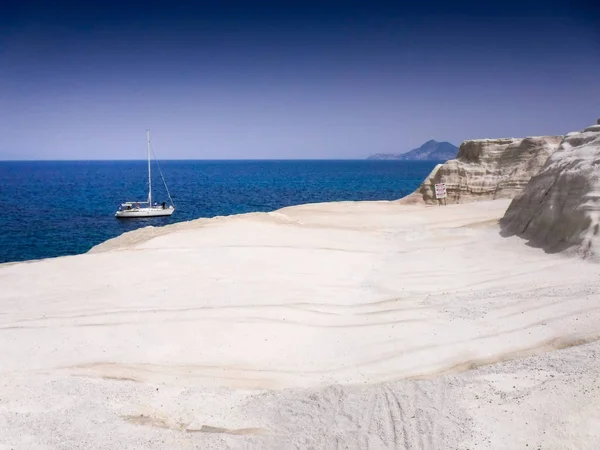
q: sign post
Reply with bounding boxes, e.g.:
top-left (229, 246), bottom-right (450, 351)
top-left (435, 183), bottom-right (447, 206)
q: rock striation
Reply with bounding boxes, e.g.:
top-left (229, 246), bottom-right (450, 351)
top-left (402, 135), bottom-right (563, 204)
top-left (500, 123), bottom-right (600, 260)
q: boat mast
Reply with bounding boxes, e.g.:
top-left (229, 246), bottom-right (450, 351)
top-left (147, 129), bottom-right (152, 206)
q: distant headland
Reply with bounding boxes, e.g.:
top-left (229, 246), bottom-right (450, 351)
top-left (367, 140), bottom-right (458, 161)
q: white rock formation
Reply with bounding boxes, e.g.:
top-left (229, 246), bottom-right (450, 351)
top-left (402, 135), bottom-right (563, 204)
top-left (2, 199), bottom-right (600, 449)
top-left (501, 124), bottom-right (600, 260)
top-left (583, 117), bottom-right (600, 133)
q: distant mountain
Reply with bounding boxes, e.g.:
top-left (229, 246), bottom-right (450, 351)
top-left (367, 140), bottom-right (458, 161)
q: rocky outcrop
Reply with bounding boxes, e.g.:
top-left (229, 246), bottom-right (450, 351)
top-left (583, 118), bottom-right (600, 133)
top-left (401, 135), bottom-right (563, 204)
top-left (500, 123), bottom-right (600, 261)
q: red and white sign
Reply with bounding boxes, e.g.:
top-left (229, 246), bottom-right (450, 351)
top-left (435, 183), bottom-right (447, 199)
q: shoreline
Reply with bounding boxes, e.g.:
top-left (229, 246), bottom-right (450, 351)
top-left (0, 197), bottom-right (434, 266)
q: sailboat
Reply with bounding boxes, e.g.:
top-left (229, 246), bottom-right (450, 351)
top-left (115, 130), bottom-right (175, 218)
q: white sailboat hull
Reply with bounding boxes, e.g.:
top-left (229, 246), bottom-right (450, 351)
top-left (114, 130), bottom-right (176, 219)
top-left (115, 206), bottom-right (175, 218)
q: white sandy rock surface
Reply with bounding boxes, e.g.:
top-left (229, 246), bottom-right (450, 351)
top-left (1, 199), bottom-right (599, 449)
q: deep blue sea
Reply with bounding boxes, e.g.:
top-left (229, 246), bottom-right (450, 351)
top-left (0, 160), bottom-right (438, 263)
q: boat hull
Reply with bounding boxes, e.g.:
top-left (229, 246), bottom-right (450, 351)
top-left (115, 207), bottom-right (175, 218)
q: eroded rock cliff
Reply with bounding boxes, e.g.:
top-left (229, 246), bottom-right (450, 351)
top-left (402, 135), bottom-right (563, 204)
top-left (500, 123), bottom-right (600, 260)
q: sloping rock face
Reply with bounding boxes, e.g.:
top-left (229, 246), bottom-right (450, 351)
top-left (402, 136), bottom-right (563, 204)
top-left (500, 127), bottom-right (600, 261)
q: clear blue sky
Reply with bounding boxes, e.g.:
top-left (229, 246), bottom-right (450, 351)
top-left (1, 0), bottom-right (599, 160)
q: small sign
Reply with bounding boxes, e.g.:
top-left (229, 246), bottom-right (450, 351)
top-left (435, 183), bottom-right (447, 199)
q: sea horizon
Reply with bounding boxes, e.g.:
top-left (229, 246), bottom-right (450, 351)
top-left (0, 158), bottom-right (417, 162)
